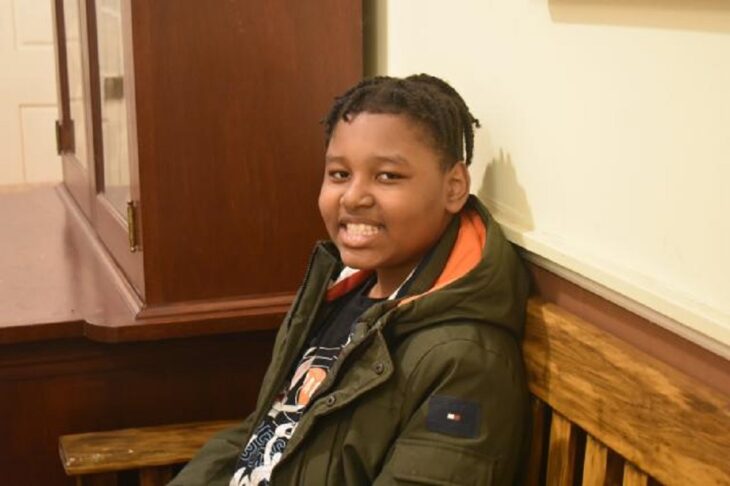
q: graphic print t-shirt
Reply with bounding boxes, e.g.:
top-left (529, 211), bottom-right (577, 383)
top-left (230, 279), bottom-right (382, 486)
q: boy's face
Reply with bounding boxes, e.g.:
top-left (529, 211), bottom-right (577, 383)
top-left (319, 113), bottom-right (468, 293)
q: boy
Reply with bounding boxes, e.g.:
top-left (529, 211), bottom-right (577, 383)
top-left (171, 74), bottom-right (529, 485)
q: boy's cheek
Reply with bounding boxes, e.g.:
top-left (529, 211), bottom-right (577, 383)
top-left (317, 192), bottom-right (333, 225)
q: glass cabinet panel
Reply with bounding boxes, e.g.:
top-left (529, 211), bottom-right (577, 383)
top-left (63, 0), bottom-right (89, 168)
top-left (95, 0), bottom-right (130, 219)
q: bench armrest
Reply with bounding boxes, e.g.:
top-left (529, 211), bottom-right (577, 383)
top-left (59, 419), bottom-right (240, 477)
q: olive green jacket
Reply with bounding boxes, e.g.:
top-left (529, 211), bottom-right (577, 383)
top-left (170, 196), bottom-right (530, 485)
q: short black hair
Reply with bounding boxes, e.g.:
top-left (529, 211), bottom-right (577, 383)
top-left (323, 74), bottom-right (480, 169)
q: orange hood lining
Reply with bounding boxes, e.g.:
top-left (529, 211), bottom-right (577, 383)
top-left (399, 208), bottom-right (486, 306)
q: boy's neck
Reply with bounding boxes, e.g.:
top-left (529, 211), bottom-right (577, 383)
top-left (368, 270), bottom-right (415, 299)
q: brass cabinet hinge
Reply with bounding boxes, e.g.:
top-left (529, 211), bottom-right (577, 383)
top-left (126, 200), bottom-right (140, 252)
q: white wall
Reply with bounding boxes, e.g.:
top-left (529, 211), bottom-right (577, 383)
top-left (373, 0), bottom-right (730, 355)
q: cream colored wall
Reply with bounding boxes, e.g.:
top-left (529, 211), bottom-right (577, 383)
top-left (371, 0), bottom-right (730, 355)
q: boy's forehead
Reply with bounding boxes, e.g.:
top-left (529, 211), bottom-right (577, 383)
top-left (325, 152), bottom-right (409, 166)
top-left (328, 112), bottom-right (441, 154)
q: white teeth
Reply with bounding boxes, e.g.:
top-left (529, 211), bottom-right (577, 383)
top-left (346, 223), bottom-right (380, 236)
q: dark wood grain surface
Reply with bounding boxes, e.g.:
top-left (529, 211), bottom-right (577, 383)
top-left (131, 0), bottom-right (362, 305)
top-left (0, 331), bottom-right (275, 486)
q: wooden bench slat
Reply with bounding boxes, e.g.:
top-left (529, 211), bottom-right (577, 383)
top-left (623, 462), bottom-right (649, 486)
top-left (525, 397), bottom-right (547, 486)
top-left (523, 299), bottom-right (730, 486)
top-left (582, 435), bottom-right (608, 486)
top-left (59, 420), bottom-right (239, 475)
top-left (546, 412), bottom-right (577, 486)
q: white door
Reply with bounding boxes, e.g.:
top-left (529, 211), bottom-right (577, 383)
top-left (0, 0), bottom-right (61, 186)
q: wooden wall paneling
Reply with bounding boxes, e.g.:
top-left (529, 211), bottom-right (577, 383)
top-left (523, 299), bottom-right (730, 486)
top-left (582, 435), bottom-right (608, 486)
top-left (546, 412), bottom-right (577, 486)
top-left (129, 0), bottom-right (362, 305)
top-left (0, 332), bottom-right (275, 486)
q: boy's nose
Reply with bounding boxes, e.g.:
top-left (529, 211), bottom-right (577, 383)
top-left (340, 181), bottom-right (374, 209)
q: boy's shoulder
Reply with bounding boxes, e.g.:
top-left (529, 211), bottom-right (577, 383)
top-left (393, 319), bottom-right (520, 367)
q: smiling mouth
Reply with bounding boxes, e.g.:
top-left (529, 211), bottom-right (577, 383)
top-left (339, 223), bottom-right (382, 246)
top-left (345, 223), bottom-right (380, 236)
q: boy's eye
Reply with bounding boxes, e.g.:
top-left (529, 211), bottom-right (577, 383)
top-left (328, 170), bottom-right (350, 181)
top-left (377, 172), bottom-right (403, 182)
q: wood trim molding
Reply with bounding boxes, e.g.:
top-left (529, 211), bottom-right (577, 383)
top-left (527, 258), bottom-right (730, 397)
top-left (136, 294), bottom-right (294, 321)
top-left (523, 249), bottom-right (729, 360)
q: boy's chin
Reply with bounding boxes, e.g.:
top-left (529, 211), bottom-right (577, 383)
top-left (341, 259), bottom-right (374, 271)
top-left (338, 252), bottom-right (377, 271)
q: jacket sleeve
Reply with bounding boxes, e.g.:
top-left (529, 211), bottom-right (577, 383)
top-left (167, 413), bottom-right (255, 486)
top-left (372, 335), bottom-right (528, 486)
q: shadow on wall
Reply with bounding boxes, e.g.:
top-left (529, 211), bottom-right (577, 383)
top-left (550, 0), bottom-right (730, 33)
top-left (476, 150), bottom-right (535, 242)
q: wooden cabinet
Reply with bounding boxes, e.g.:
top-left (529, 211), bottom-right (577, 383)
top-left (0, 4), bottom-right (361, 484)
top-left (51, 0), bottom-right (362, 332)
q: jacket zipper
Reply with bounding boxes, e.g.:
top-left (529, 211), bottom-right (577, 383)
top-left (271, 316), bottom-right (391, 476)
top-left (237, 245), bottom-right (336, 454)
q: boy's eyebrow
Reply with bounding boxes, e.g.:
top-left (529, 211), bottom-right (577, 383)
top-left (373, 154), bottom-right (408, 165)
top-left (324, 154), bottom-right (409, 165)
top-left (325, 155), bottom-right (346, 164)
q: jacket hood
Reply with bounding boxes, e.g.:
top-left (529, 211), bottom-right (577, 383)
top-left (317, 196), bottom-right (530, 341)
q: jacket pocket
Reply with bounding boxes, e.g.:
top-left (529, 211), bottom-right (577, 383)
top-left (389, 438), bottom-right (496, 486)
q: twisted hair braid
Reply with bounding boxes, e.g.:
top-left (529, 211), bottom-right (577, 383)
top-left (323, 74), bottom-right (480, 169)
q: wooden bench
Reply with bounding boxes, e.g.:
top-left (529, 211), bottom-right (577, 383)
top-left (59, 298), bottom-right (730, 485)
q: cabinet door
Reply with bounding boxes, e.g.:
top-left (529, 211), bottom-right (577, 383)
top-left (53, 0), bottom-right (144, 299)
top-left (87, 0), bottom-right (144, 297)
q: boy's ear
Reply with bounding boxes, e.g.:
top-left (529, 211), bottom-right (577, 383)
top-left (445, 161), bottom-right (470, 214)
